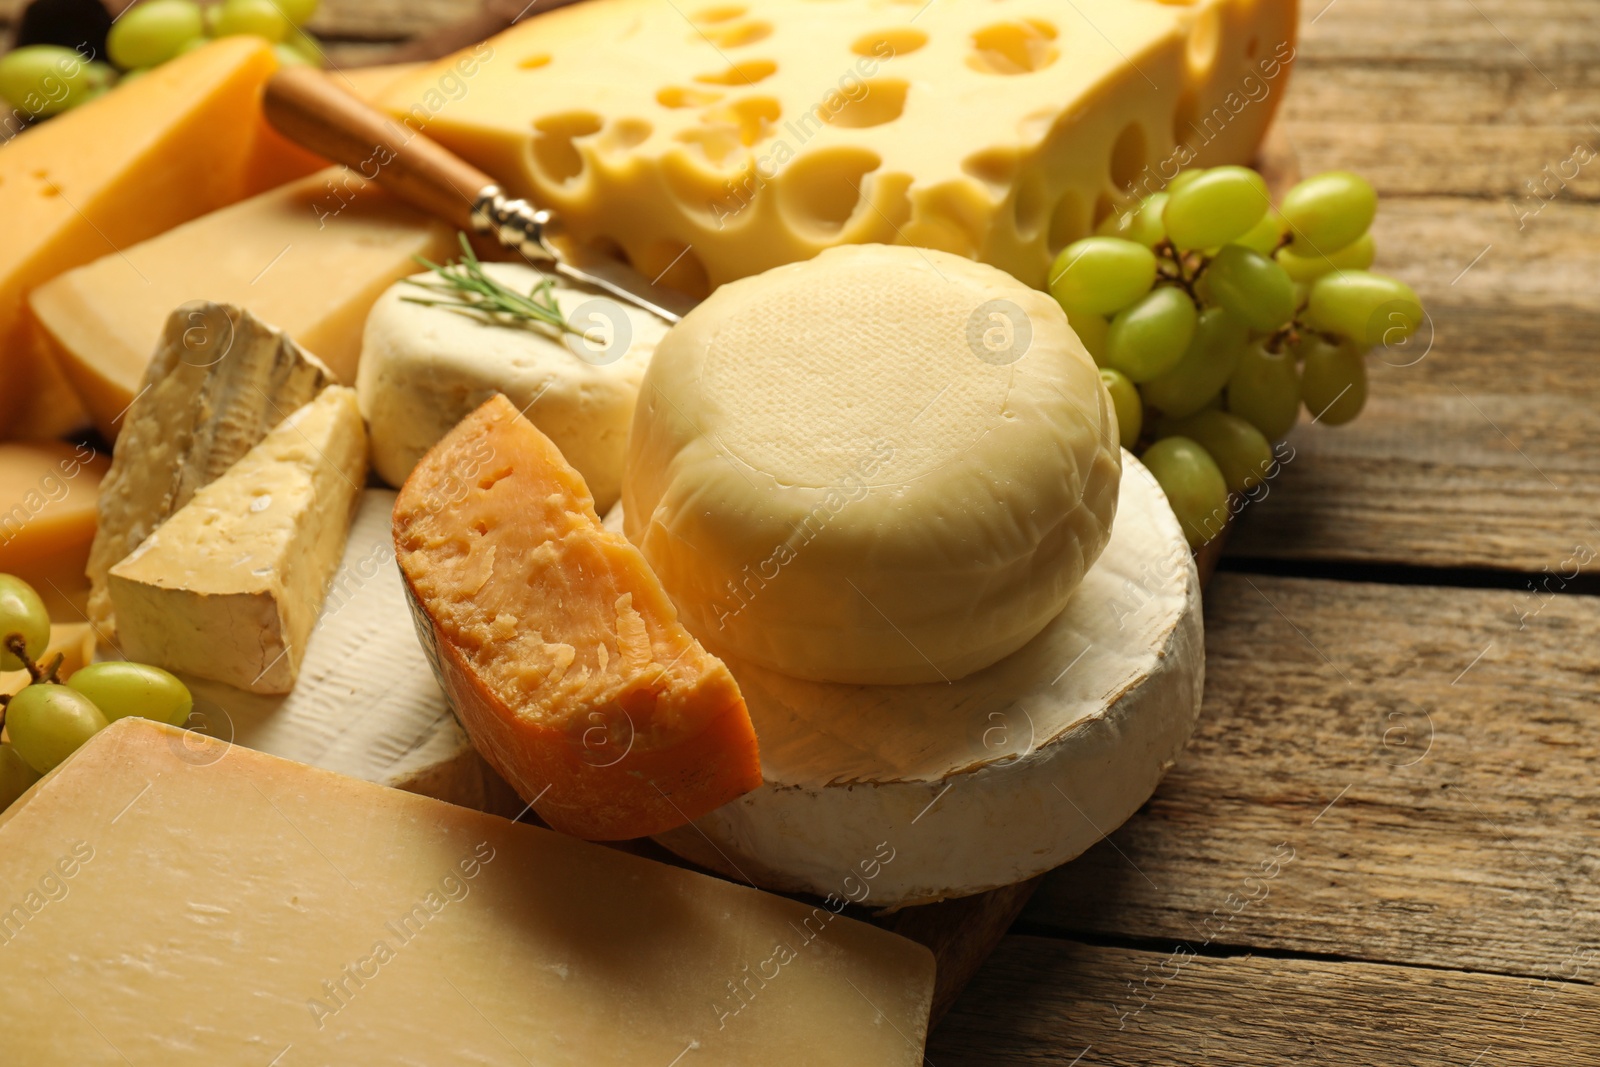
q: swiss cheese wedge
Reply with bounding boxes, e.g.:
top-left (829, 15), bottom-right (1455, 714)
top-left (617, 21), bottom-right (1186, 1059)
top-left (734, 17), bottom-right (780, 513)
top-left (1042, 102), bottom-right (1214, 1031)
top-left (395, 394), bottom-right (761, 840)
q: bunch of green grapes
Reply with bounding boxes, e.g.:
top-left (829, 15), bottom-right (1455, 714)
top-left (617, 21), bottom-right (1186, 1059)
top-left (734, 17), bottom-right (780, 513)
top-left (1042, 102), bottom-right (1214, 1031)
top-left (0, 0), bottom-right (323, 118)
top-left (1049, 166), bottom-right (1424, 548)
top-left (0, 574), bottom-right (193, 810)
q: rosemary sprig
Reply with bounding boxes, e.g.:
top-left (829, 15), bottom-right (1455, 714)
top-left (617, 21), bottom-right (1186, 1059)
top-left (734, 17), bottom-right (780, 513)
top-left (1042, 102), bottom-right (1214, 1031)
top-left (401, 233), bottom-right (573, 335)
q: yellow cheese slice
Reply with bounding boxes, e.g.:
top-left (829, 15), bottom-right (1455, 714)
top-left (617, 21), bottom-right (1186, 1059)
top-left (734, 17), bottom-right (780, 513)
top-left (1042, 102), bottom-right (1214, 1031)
top-left (624, 244), bottom-right (1121, 685)
top-left (28, 169), bottom-right (454, 440)
top-left (0, 39), bottom-right (324, 439)
top-left (379, 0), bottom-right (1296, 294)
top-left (0, 717), bottom-right (936, 1064)
top-left (0, 442), bottom-right (109, 618)
top-left (108, 387), bottom-right (368, 694)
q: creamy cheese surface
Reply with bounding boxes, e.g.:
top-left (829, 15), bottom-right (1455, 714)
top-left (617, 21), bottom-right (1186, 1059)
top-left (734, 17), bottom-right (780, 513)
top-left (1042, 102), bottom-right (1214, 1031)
top-left (358, 262), bottom-right (667, 511)
top-left (624, 243), bottom-right (1120, 684)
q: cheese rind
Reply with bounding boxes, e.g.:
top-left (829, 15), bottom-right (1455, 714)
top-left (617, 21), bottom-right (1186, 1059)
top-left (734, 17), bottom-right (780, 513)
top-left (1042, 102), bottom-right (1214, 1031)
top-left (655, 452), bottom-right (1204, 906)
top-left (378, 0), bottom-right (1295, 294)
top-left (108, 387), bottom-right (368, 694)
top-left (85, 304), bottom-right (335, 636)
top-left (0, 38), bottom-right (325, 438)
top-left (0, 717), bottom-right (935, 1065)
top-left (29, 168), bottom-right (454, 439)
top-left (176, 490), bottom-right (517, 814)
top-left (624, 244), bottom-right (1121, 684)
top-left (0, 442), bottom-right (109, 618)
top-left (358, 262), bottom-right (667, 512)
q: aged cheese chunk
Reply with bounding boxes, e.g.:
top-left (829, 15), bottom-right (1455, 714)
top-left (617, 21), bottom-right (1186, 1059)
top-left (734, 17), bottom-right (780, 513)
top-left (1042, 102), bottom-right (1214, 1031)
top-left (86, 304), bottom-right (335, 636)
top-left (624, 244), bottom-right (1120, 685)
top-left (395, 395), bottom-right (762, 841)
top-left (656, 452), bottom-right (1204, 906)
top-left (378, 0), bottom-right (1295, 295)
top-left (177, 490), bottom-right (517, 814)
top-left (0, 717), bottom-right (936, 1066)
top-left (358, 262), bottom-right (667, 512)
top-left (109, 387), bottom-right (368, 694)
top-left (28, 168), bottom-right (454, 438)
top-left (0, 443), bottom-right (109, 618)
top-left (0, 39), bottom-right (323, 438)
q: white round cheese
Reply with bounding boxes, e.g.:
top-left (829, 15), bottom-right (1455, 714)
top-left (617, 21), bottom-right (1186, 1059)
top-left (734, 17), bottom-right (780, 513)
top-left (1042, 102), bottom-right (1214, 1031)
top-left (357, 262), bottom-right (668, 512)
top-left (652, 453), bottom-right (1202, 907)
top-left (623, 244), bottom-right (1121, 685)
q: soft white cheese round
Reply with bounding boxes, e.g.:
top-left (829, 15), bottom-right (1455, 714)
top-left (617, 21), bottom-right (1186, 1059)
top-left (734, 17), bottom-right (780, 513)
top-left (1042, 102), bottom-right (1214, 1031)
top-left (653, 453), bottom-right (1203, 906)
top-left (623, 243), bottom-right (1121, 685)
top-left (357, 262), bottom-right (667, 512)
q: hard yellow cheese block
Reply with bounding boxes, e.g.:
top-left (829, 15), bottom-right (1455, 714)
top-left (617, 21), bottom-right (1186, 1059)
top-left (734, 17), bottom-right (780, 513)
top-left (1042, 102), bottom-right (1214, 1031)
top-left (380, 0), bottom-right (1296, 294)
top-left (0, 39), bottom-right (324, 439)
top-left (28, 169), bottom-right (454, 440)
top-left (0, 442), bottom-right (109, 618)
top-left (0, 718), bottom-right (936, 1065)
top-left (108, 387), bottom-right (368, 694)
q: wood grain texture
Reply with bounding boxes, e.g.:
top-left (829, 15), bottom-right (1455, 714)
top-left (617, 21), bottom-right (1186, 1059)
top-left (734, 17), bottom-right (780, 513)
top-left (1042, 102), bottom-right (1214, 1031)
top-left (930, 936), bottom-right (1600, 1066)
top-left (1025, 573), bottom-right (1600, 981)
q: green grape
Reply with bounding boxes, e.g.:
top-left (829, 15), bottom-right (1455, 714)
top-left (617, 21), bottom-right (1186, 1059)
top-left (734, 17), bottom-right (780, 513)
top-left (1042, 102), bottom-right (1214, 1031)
top-left (179, 36), bottom-right (211, 54)
top-left (1162, 165), bottom-right (1270, 251)
top-left (0, 575), bottom-right (50, 673)
top-left (67, 662), bottom-right (193, 728)
top-left (1204, 244), bottom-right (1295, 332)
top-left (1157, 409), bottom-right (1273, 494)
top-left (1298, 337), bottom-right (1368, 425)
top-left (1049, 237), bottom-right (1158, 318)
top-left (273, 0), bottom-right (321, 26)
top-left (1097, 192), bottom-right (1167, 248)
top-left (6, 685), bottom-right (108, 774)
top-left (1068, 309), bottom-right (1109, 366)
top-left (1227, 340), bottom-right (1301, 441)
top-left (283, 26), bottom-right (324, 64)
top-left (1100, 367), bottom-right (1142, 449)
top-left (1140, 306), bottom-right (1247, 418)
top-left (214, 0), bottom-right (292, 42)
top-left (1235, 208), bottom-right (1287, 257)
top-left (0, 45), bottom-right (94, 117)
top-left (1303, 269), bottom-right (1422, 347)
top-left (1166, 168), bottom-right (1206, 195)
top-left (108, 0), bottom-right (205, 69)
top-left (1280, 170), bottom-right (1377, 256)
top-left (273, 42), bottom-right (314, 66)
top-left (1106, 286), bottom-right (1198, 383)
top-left (1277, 231), bottom-right (1375, 283)
top-left (84, 60), bottom-right (117, 90)
top-left (0, 744), bottom-right (42, 810)
top-left (1140, 436), bottom-right (1230, 548)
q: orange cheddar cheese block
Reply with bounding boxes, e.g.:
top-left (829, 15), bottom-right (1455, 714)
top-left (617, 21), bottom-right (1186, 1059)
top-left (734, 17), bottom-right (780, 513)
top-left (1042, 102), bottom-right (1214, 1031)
top-left (0, 39), bottom-right (325, 439)
top-left (0, 442), bottom-right (110, 618)
top-left (395, 394), bottom-right (762, 840)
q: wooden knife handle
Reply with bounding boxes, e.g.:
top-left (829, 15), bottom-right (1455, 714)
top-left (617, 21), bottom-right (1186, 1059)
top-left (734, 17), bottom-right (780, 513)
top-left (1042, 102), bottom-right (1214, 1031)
top-left (263, 65), bottom-right (494, 232)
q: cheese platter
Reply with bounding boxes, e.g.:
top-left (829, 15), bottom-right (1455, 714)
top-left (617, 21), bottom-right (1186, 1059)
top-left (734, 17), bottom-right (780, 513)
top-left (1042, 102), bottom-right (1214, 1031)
top-left (0, 0), bottom-right (1429, 1058)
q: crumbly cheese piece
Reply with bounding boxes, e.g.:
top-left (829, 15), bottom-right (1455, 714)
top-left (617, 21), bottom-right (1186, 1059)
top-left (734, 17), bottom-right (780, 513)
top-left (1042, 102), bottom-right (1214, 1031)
top-left (108, 388), bottom-right (367, 694)
top-left (358, 262), bottom-right (667, 512)
top-left (28, 168), bottom-right (454, 438)
top-left (177, 490), bottom-right (515, 813)
top-left (0, 442), bottom-right (109, 618)
top-left (0, 717), bottom-right (937, 1065)
top-left (378, 0), bottom-right (1296, 295)
top-left (0, 38), bottom-right (322, 438)
top-left (624, 244), bottom-right (1121, 685)
top-left (656, 452), bottom-right (1204, 906)
top-left (85, 304), bottom-right (335, 636)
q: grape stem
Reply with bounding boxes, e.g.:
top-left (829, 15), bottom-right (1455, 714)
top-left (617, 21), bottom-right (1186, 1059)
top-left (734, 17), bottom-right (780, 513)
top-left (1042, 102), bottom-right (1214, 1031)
top-left (2, 634), bottom-right (61, 686)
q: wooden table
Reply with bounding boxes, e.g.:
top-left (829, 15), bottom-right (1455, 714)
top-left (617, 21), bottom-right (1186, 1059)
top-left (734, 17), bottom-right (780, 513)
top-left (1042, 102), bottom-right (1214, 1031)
top-left (10, 0), bottom-right (1594, 1059)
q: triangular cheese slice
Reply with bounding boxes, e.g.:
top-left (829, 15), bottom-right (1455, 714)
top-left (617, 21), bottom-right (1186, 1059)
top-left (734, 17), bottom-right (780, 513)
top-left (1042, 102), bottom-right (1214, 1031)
top-left (108, 386), bottom-right (367, 694)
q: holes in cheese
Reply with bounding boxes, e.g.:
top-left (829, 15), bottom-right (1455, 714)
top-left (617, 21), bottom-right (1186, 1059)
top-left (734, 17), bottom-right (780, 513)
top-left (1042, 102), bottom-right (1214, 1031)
top-left (966, 19), bottom-right (1060, 75)
top-left (695, 58), bottom-right (779, 85)
top-left (395, 395), bottom-right (762, 841)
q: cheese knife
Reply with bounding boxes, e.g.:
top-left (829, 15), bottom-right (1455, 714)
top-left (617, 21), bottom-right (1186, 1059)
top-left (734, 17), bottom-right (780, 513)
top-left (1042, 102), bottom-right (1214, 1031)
top-left (262, 65), bottom-right (697, 324)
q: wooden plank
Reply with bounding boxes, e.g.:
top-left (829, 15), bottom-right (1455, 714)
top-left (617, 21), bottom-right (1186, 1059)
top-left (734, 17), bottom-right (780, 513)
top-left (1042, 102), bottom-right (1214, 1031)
top-left (930, 936), bottom-right (1600, 1065)
top-left (1301, 0), bottom-right (1599, 70)
top-left (1024, 574), bottom-right (1600, 981)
